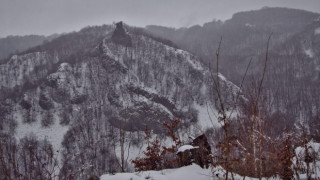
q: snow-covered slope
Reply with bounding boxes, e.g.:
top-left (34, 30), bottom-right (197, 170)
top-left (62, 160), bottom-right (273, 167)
top-left (100, 164), bottom-right (279, 180)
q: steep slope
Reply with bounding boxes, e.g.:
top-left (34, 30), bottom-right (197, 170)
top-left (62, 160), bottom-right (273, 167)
top-left (263, 20), bottom-right (320, 127)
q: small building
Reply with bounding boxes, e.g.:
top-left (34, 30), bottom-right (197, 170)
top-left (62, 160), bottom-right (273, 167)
top-left (177, 134), bottom-right (212, 168)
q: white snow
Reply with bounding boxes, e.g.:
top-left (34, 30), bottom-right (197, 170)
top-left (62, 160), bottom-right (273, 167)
top-left (193, 103), bottom-right (219, 130)
top-left (181, 52), bottom-right (204, 71)
top-left (100, 164), bottom-right (213, 180)
top-left (295, 140), bottom-right (320, 158)
top-left (315, 27), bottom-right (320, 35)
top-left (100, 164), bottom-right (278, 180)
top-left (304, 48), bottom-right (314, 58)
top-left (245, 23), bottom-right (255, 28)
top-left (294, 140), bottom-right (320, 179)
top-left (177, 145), bottom-right (199, 153)
top-left (164, 47), bottom-right (204, 71)
top-left (57, 62), bottom-right (72, 72)
top-left (15, 110), bottom-right (69, 152)
top-left (218, 73), bottom-right (227, 81)
top-left (218, 73), bottom-right (241, 95)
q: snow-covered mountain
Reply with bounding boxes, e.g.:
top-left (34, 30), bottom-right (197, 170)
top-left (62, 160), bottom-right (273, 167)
top-left (0, 22), bottom-right (239, 179)
top-left (1, 7), bottom-right (320, 180)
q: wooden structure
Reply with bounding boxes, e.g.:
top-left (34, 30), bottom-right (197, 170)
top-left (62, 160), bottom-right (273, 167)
top-left (177, 134), bottom-right (212, 168)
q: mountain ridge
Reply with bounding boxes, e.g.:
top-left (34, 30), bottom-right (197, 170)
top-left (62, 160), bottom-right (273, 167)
top-left (0, 22), bottom-right (240, 179)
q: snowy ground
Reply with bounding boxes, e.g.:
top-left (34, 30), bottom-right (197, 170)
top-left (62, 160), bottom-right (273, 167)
top-left (294, 140), bottom-right (320, 179)
top-left (14, 109), bottom-right (69, 152)
top-left (101, 141), bottom-right (320, 180)
top-left (193, 102), bottom-right (238, 131)
top-left (100, 164), bottom-right (213, 180)
top-left (100, 164), bottom-right (279, 180)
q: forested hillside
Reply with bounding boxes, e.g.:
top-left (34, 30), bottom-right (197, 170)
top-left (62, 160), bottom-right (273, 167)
top-left (147, 7), bottom-right (320, 137)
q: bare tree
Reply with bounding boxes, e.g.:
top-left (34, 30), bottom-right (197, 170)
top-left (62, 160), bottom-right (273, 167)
top-left (209, 35), bottom-right (275, 180)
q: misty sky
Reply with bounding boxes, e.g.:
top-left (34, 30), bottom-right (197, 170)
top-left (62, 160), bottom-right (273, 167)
top-left (1, 0), bottom-right (320, 37)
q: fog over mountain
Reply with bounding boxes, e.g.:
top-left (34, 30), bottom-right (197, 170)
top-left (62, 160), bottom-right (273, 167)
top-left (1, 0), bottom-right (320, 36)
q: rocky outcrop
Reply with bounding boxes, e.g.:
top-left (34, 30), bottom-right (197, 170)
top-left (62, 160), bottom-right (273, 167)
top-left (111, 21), bottom-right (132, 47)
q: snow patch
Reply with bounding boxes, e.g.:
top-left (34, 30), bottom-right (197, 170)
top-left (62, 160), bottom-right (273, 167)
top-left (100, 164), bottom-right (278, 180)
top-left (15, 111), bottom-right (69, 152)
top-left (218, 73), bottom-right (227, 81)
top-left (294, 140), bottom-right (320, 178)
top-left (295, 140), bottom-right (320, 157)
top-left (57, 62), bottom-right (72, 72)
top-left (176, 50), bottom-right (204, 71)
top-left (304, 48), bottom-right (314, 58)
top-left (100, 164), bottom-right (213, 180)
top-left (245, 23), bottom-right (255, 28)
top-left (164, 46), bottom-right (204, 71)
top-left (193, 103), bottom-right (219, 130)
top-left (315, 27), bottom-right (320, 35)
top-left (177, 145), bottom-right (199, 153)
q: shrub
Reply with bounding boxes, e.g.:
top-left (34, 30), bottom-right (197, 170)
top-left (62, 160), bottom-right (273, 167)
top-left (132, 119), bottom-right (182, 171)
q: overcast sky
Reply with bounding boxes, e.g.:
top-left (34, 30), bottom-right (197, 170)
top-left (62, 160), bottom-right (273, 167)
top-left (1, 0), bottom-right (320, 37)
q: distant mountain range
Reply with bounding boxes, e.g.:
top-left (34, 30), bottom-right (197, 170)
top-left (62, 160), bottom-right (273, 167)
top-left (146, 7), bottom-right (320, 133)
top-left (0, 34), bottom-right (59, 62)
